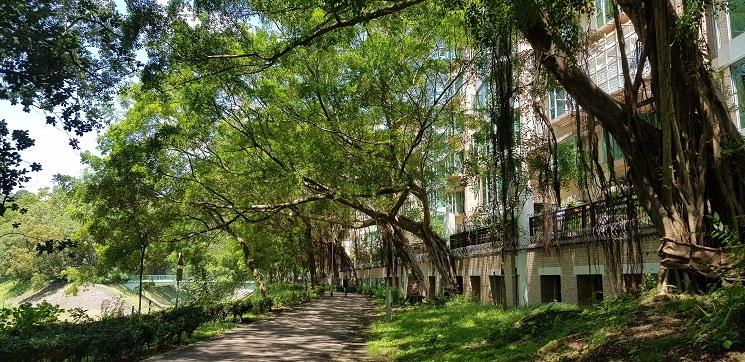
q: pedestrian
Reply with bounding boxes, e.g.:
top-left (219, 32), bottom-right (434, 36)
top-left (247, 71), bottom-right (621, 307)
top-left (342, 277), bottom-right (349, 297)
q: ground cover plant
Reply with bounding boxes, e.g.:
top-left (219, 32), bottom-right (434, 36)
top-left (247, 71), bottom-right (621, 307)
top-left (353, 284), bottom-right (406, 306)
top-left (0, 283), bottom-right (323, 361)
top-left (367, 286), bottom-right (745, 361)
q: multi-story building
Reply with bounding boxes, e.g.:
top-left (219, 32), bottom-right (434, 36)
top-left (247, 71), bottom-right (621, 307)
top-left (353, 1), bottom-right (744, 307)
top-left (711, 0), bottom-right (745, 132)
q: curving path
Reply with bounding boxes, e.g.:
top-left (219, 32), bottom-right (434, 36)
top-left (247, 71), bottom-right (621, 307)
top-left (147, 294), bottom-right (377, 361)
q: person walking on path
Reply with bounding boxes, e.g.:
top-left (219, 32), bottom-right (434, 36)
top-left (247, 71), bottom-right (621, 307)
top-left (342, 277), bottom-right (349, 297)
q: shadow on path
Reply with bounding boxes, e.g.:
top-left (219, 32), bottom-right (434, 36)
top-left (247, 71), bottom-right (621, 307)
top-left (147, 293), bottom-right (376, 361)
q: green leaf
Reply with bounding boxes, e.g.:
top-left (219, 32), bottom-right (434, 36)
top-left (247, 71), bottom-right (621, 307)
top-left (722, 339), bottom-right (733, 350)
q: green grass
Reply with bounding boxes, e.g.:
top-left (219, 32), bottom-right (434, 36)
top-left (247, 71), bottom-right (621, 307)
top-left (184, 320), bottom-right (240, 343)
top-left (0, 280), bottom-right (32, 305)
top-left (367, 287), bottom-right (745, 361)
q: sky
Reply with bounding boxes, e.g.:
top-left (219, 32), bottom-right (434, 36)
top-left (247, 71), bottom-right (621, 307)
top-left (1, 101), bottom-right (101, 192)
top-left (2, 0), bottom-right (200, 193)
top-left (0, 0), bottom-right (150, 193)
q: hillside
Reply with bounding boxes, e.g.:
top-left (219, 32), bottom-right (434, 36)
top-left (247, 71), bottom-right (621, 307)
top-left (0, 280), bottom-right (180, 317)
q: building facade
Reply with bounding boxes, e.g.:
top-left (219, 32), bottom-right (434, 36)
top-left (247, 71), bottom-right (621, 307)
top-left (353, 1), bottom-right (744, 307)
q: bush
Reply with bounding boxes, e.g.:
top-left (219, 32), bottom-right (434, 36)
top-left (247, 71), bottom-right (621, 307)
top-left (311, 286), bottom-right (326, 297)
top-left (0, 283), bottom-right (320, 360)
top-left (358, 284), bottom-right (405, 306)
top-left (0, 301), bottom-right (62, 334)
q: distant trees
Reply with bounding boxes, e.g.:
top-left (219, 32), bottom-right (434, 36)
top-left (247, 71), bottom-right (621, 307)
top-left (0, 185), bottom-right (91, 287)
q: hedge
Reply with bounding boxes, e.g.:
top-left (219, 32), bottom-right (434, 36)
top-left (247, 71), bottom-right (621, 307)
top-left (0, 284), bottom-right (322, 361)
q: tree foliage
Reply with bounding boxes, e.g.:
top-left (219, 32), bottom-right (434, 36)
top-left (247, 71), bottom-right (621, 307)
top-left (0, 0), bottom-right (160, 213)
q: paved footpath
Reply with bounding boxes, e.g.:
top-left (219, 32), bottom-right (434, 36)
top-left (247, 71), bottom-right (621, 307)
top-left (148, 293), bottom-right (377, 361)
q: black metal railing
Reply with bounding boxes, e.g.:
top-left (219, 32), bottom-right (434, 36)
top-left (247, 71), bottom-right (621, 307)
top-left (448, 222), bottom-right (519, 249)
top-left (529, 195), bottom-right (655, 242)
top-left (449, 225), bottom-right (493, 249)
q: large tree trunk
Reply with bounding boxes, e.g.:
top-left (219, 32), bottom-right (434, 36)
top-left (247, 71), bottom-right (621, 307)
top-left (301, 216), bottom-right (318, 286)
top-left (514, 0), bottom-right (743, 291)
top-left (224, 227), bottom-right (268, 299)
top-left (380, 223), bottom-right (427, 298)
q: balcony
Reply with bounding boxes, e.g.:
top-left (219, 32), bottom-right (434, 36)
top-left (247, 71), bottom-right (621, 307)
top-left (448, 223), bottom-right (521, 258)
top-left (450, 224), bottom-right (492, 249)
top-left (529, 195), bottom-right (656, 244)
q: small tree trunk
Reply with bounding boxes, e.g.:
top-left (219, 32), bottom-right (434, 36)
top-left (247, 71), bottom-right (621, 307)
top-left (138, 243), bottom-right (146, 314)
top-left (383, 224), bottom-right (427, 299)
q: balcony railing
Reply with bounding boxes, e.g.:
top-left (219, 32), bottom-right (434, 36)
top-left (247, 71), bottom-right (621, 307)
top-left (453, 223), bottom-right (487, 234)
top-left (449, 225), bottom-right (493, 249)
top-left (529, 195), bottom-right (656, 243)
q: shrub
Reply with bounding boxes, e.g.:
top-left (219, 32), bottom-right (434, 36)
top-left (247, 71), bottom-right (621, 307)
top-left (0, 301), bottom-right (62, 334)
top-left (0, 283), bottom-right (321, 360)
top-left (358, 284), bottom-right (405, 306)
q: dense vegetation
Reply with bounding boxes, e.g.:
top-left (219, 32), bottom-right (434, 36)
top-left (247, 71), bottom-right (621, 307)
top-left (1, 0), bottom-right (743, 299)
top-left (0, 284), bottom-right (323, 361)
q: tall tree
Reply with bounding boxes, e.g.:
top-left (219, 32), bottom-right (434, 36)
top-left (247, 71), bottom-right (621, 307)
top-left (154, 0), bottom-right (745, 290)
top-left (118, 4), bottom-right (472, 294)
top-left (505, 0), bottom-right (744, 289)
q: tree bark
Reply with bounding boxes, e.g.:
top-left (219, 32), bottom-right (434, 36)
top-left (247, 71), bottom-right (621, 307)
top-left (381, 223), bottom-right (427, 297)
top-left (138, 243), bottom-right (146, 314)
top-left (224, 227), bottom-right (268, 299)
top-left (300, 215), bottom-right (318, 286)
top-left (302, 178), bottom-right (460, 293)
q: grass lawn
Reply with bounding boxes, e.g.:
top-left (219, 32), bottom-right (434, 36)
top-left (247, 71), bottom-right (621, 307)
top-left (0, 280), bottom-right (31, 305)
top-left (182, 311), bottom-right (271, 344)
top-left (367, 287), bottom-right (745, 361)
top-left (185, 320), bottom-right (240, 342)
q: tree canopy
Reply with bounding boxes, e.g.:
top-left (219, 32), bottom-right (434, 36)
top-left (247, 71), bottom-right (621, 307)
top-left (2, 0), bottom-right (744, 296)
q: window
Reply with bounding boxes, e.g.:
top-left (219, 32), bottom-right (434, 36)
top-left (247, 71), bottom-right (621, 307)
top-left (473, 83), bottom-right (487, 109)
top-left (540, 275), bottom-right (562, 303)
top-left (732, 62), bottom-right (745, 130)
top-left (548, 89), bottom-right (569, 119)
top-left (452, 189), bottom-right (465, 214)
top-left (730, 0), bottom-right (745, 38)
top-left (429, 276), bottom-right (437, 297)
top-left (489, 275), bottom-right (506, 306)
top-left (447, 75), bottom-right (464, 100)
top-left (606, 45), bottom-right (620, 91)
top-left (448, 148), bottom-right (465, 174)
top-left (595, 0), bottom-right (614, 28)
top-left (456, 276), bottom-right (464, 294)
top-left (577, 274), bottom-right (604, 305)
top-left (600, 132), bottom-right (624, 163)
top-left (470, 276), bottom-right (482, 301)
top-left (624, 28), bottom-right (640, 79)
top-left (588, 34), bottom-right (624, 93)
